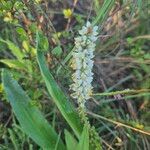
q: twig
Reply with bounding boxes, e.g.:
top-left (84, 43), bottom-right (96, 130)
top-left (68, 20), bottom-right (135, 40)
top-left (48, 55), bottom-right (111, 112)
top-left (87, 111), bottom-right (150, 136)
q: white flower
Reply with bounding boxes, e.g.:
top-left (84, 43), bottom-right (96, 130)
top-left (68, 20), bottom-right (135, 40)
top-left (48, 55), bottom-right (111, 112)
top-left (71, 21), bottom-right (98, 108)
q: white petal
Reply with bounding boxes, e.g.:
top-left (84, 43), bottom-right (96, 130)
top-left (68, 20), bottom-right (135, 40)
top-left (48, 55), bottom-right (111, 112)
top-left (93, 26), bottom-right (98, 31)
top-left (86, 21), bottom-right (91, 27)
top-left (79, 26), bottom-right (87, 35)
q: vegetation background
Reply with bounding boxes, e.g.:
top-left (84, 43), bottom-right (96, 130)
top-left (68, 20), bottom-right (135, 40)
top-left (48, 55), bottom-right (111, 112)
top-left (0, 0), bottom-right (150, 149)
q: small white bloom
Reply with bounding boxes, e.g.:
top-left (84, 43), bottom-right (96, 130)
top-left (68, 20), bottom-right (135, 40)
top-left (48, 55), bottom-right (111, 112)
top-left (79, 26), bottom-right (87, 35)
top-left (93, 26), bottom-right (99, 35)
top-left (86, 21), bottom-right (91, 27)
top-left (89, 36), bottom-right (98, 42)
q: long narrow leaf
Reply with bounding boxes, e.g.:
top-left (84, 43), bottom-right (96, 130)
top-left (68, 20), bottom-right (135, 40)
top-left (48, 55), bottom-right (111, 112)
top-left (36, 50), bottom-right (83, 138)
top-left (65, 130), bottom-right (77, 150)
top-left (0, 59), bottom-right (26, 70)
top-left (92, 0), bottom-right (115, 26)
top-left (0, 39), bottom-right (24, 60)
top-left (77, 126), bottom-right (89, 150)
top-left (2, 69), bottom-right (66, 150)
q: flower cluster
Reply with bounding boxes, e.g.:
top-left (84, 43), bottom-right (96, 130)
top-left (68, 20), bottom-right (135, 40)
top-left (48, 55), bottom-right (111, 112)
top-left (70, 21), bottom-right (98, 108)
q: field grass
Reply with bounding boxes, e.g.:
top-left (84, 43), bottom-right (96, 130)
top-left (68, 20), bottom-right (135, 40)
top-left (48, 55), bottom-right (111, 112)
top-left (0, 0), bottom-right (150, 150)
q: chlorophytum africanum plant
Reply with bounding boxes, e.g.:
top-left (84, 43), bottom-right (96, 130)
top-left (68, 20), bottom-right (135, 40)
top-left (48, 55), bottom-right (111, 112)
top-left (2, 0), bottom-right (115, 149)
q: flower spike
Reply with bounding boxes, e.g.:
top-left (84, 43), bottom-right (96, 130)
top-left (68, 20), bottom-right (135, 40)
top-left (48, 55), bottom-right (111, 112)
top-left (71, 21), bottom-right (98, 108)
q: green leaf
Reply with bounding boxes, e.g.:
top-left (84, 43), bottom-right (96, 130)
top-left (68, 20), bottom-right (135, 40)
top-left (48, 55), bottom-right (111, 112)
top-left (3, 1), bottom-right (13, 10)
top-left (65, 130), bottom-right (77, 150)
top-left (2, 69), bottom-right (66, 150)
top-left (8, 128), bottom-right (19, 150)
top-left (0, 59), bottom-right (26, 70)
top-left (137, 0), bottom-right (142, 9)
top-left (52, 46), bottom-right (62, 57)
top-left (36, 31), bottom-right (49, 52)
top-left (56, 47), bottom-right (74, 75)
top-left (77, 126), bottom-right (89, 150)
top-left (36, 50), bottom-right (83, 138)
top-left (0, 39), bottom-right (24, 60)
top-left (22, 40), bottom-right (29, 52)
top-left (0, 59), bottom-right (33, 73)
top-left (16, 27), bottom-right (26, 35)
top-left (16, 27), bottom-right (28, 41)
top-left (92, 0), bottom-right (115, 26)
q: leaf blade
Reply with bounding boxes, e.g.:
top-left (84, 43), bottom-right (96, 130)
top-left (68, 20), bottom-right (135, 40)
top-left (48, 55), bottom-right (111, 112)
top-left (0, 59), bottom-right (26, 70)
top-left (2, 69), bottom-right (66, 150)
top-left (0, 39), bottom-right (24, 60)
top-left (92, 0), bottom-right (115, 26)
top-left (77, 126), bottom-right (89, 150)
top-left (36, 50), bottom-right (83, 138)
top-left (65, 130), bottom-right (77, 150)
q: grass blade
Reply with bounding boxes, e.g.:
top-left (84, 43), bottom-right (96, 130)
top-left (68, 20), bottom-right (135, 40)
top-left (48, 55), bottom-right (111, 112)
top-left (2, 69), bottom-right (66, 150)
top-left (92, 0), bottom-right (115, 26)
